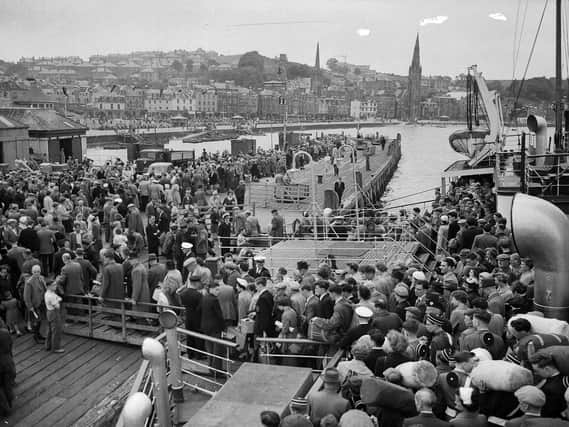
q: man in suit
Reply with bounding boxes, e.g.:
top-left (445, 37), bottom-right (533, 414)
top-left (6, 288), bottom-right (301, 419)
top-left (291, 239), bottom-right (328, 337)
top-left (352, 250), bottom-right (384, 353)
top-left (99, 249), bottom-right (125, 309)
top-left (334, 177), bottom-right (345, 203)
top-left (460, 310), bottom-right (506, 359)
top-left (529, 352), bottom-right (569, 419)
top-left (249, 256), bottom-right (271, 279)
top-left (270, 209), bottom-right (285, 242)
top-left (403, 388), bottom-right (450, 427)
top-left (244, 211), bottom-right (261, 237)
top-left (438, 351), bottom-right (476, 420)
top-left (316, 284), bottom-right (353, 344)
top-left (250, 277), bottom-right (275, 338)
top-left (178, 274), bottom-right (203, 358)
top-left (471, 224), bottom-right (498, 251)
top-left (216, 276), bottom-right (238, 327)
top-left (200, 282), bottom-right (225, 372)
top-left (505, 386), bottom-right (555, 427)
top-left (301, 284), bottom-right (319, 332)
top-left (60, 253), bottom-right (86, 296)
top-left (308, 368), bottom-right (350, 426)
top-left (74, 248), bottom-right (97, 293)
top-left (314, 280), bottom-right (334, 319)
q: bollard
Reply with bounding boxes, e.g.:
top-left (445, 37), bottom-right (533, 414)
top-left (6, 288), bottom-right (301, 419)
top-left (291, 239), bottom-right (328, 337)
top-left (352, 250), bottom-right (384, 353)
top-left (120, 392), bottom-right (152, 427)
top-left (142, 338), bottom-right (171, 427)
top-left (159, 310), bottom-right (184, 403)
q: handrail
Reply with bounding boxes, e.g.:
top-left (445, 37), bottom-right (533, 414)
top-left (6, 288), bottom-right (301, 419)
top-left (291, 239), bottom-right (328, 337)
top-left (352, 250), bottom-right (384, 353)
top-left (176, 327), bottom-right (238, 348)
top-left (305, 349), bottom-right (346, 397)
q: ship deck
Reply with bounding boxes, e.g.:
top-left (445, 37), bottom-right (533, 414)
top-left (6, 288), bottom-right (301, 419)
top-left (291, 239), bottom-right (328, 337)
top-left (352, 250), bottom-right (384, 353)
top-left (7, 332), bottom-right (140, 427)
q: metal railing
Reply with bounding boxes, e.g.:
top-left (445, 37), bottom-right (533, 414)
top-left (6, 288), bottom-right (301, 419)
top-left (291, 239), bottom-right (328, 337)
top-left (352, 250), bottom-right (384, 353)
top-left (176, 327), bottom-right (239, 396)
top-left (255, 337), bottom-right (333, 368)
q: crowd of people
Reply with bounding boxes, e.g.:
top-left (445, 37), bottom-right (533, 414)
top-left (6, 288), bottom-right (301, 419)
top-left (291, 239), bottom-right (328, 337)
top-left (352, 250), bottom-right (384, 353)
top-left (250, 180), bottom-right (569, 427)
top-left (0, 145), bottom-right (568, 427)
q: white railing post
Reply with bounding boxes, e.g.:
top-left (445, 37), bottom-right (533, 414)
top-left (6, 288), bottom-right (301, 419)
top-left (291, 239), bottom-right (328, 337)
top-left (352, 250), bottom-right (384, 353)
top-left (160, 310), bottom-right (184, 404)
top-left (119, 392), bottom-right (152, 427)
top-left (142, 338), bottom-right (171, 427)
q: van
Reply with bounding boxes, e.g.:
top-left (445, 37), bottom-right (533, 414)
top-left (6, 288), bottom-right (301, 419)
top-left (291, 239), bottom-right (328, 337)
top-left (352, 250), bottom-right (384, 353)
top-left (147, 162), bottom-right (173, 176)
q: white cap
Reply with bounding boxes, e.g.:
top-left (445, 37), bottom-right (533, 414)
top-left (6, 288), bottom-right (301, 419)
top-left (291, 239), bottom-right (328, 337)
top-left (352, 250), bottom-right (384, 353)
top-left (114, 198), bottom-right (122, 204)
top-left (181, 242), bottom-right (193, 249)
top-left (412, 271), bottom-right (427, 282)
top-left (355, 306), bottom-right (373, 319)
top-left (254, 255), bottom-right (266, 262)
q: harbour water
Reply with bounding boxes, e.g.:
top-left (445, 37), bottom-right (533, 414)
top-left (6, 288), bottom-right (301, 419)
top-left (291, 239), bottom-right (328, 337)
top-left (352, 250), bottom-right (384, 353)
top-left (87, 124), bottom-right (466, 207)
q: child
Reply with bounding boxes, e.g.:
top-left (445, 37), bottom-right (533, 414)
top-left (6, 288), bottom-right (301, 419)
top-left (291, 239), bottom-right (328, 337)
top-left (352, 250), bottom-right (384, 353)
top-left (1, 291), bottom-right (22, 336)
top-left (44, 280), bottom-right (64, 353)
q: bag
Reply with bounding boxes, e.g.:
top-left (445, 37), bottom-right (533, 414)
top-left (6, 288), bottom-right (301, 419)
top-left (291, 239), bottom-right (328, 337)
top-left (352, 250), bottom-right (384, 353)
top-left (341, 370), bottom-right (364, 407)
top-left (307, 317), bottom-right (328, 342)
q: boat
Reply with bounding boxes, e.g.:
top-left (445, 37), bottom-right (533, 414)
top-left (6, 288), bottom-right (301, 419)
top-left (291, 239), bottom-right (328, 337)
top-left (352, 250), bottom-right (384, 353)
top-left (440, 0), bottom-right (569, 321)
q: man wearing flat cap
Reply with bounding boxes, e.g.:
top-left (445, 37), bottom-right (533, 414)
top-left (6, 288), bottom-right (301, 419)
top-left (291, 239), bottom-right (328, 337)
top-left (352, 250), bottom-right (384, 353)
top-left (504, 386), bottom-right (548, 427)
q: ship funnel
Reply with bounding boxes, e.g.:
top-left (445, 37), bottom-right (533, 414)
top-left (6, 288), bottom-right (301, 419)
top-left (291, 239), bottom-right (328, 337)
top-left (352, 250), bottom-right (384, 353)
top-left (527, 115), bottom-right (547, 166)
top-left (511, 193), bottom-right (569, 320)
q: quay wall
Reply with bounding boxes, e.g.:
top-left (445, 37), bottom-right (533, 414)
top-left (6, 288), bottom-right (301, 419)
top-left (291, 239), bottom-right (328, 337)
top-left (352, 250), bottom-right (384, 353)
top-left (344, 133), bottom-right (402, 211)
top-left (85, 120), bottom-right (389, 147)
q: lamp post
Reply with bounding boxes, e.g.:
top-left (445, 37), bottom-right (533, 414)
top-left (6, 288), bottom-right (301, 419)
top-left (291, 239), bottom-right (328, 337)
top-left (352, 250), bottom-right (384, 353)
top-left (339, 143), bottom-right (360, 240)
top-left (292, 150), bottom-right (318, 241)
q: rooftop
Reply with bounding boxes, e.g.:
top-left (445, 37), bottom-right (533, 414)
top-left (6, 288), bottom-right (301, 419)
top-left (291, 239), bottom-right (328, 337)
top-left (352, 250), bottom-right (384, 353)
top-left (0, 108), bottom-right (87, 137)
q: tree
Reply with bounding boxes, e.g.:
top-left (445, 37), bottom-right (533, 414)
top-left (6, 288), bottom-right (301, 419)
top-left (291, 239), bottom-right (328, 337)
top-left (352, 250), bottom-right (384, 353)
top-left (238, 51), bottom-right (264, 73)
top-left (286, 63), bottom-right (312, 80)
top-left (185, 59), bottom-right (194, 73)
top-left (326, 58), bottom-right (339, 71)
top-left (171, 60), bottom-right (184, 73)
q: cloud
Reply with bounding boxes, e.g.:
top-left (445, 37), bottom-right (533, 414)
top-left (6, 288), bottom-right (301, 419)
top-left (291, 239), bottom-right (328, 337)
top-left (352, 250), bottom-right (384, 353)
top-left (489, 12), bottom-right (507, 21)
top-left (419, 16), bottom-right (448, 26)
top-left (356, 28), bottom-right (371, 37)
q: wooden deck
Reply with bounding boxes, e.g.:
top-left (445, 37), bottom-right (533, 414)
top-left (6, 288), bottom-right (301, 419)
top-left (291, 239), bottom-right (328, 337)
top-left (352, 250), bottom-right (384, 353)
top-left (7, 332), bottom-right (140, 427)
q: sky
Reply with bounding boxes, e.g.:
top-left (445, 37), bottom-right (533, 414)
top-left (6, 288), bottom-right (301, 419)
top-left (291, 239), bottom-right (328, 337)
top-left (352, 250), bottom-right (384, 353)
top-left (0, 0), bottom-right (562, 80)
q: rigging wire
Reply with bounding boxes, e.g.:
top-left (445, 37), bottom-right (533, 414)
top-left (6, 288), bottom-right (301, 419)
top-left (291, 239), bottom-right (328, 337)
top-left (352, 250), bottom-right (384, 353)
top-left (513, 0), bottom-right (549, 110)
top-left (514, 0), bottom-right (530, 80)
top-left (512, 0), bottom-right (523, 81)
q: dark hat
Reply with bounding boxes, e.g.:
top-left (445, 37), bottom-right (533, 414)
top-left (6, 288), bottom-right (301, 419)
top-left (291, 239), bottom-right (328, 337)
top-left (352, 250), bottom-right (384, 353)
top-left (405, 306), bottom-right (423, 320)
top-left (189, 275), bottom-right (201, 282)
top-left (148, 253), bottom-right (157, 262)
top-left (473, 310), bottom-right (492, 324)
top-left (322, 368), bottom-right (340, 384)
top-left (497, 254), bottom-right (510, 261)
top-left (75, 248), bottom-right (85, 255)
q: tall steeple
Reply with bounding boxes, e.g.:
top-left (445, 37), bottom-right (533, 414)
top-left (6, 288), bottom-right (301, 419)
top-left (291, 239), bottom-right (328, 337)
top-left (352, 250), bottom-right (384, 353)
top-left (407, 33), bottom-right (422, 122)
top-left (311, 42), bottom-right (322, 96)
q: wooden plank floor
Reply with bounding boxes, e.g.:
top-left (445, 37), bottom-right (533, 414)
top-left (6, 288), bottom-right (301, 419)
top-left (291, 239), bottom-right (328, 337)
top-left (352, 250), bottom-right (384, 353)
top-left (6, 332), bottom-right (140, 427)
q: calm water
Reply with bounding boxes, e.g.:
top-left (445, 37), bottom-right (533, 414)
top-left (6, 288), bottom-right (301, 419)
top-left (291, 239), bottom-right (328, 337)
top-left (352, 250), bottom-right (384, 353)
top-left (88, 124), bottom-right (466, 207)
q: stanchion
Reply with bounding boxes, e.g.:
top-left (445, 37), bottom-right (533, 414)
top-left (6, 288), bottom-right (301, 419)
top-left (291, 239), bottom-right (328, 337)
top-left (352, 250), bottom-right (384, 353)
top-left (120, 392), bottom-right (152, 427)
top-left (159, 310), bottom-right (184, 412)
top-left (142, 338), bottom-right (171, 427)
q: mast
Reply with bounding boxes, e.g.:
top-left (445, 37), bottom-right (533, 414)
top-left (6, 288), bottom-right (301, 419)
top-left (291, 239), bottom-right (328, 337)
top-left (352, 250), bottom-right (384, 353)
top-left (556, 0), bottom-right (563, 150)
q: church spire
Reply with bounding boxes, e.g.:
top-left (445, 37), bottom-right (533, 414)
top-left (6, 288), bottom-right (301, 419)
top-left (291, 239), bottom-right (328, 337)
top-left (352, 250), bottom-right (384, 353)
top-left (312, 42), bottom-right (322, 96)
top-left (407, 33), bottom-right (422, 122)
top-left (411, 33), bottom-right (420, 68)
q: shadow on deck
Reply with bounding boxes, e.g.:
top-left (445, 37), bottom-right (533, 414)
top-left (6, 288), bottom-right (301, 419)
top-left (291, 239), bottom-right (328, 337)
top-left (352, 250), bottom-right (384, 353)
top-left (8, 332), bottom-right (140, 427)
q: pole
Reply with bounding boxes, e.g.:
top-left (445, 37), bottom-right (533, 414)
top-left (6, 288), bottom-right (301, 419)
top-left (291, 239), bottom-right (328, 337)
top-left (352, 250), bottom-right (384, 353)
top-left (160, 310), bottom-right (184, 403)
top-left (556, 0), bottom-right (563, 150)
top-left (293, 151), bottom-right (317, 241)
